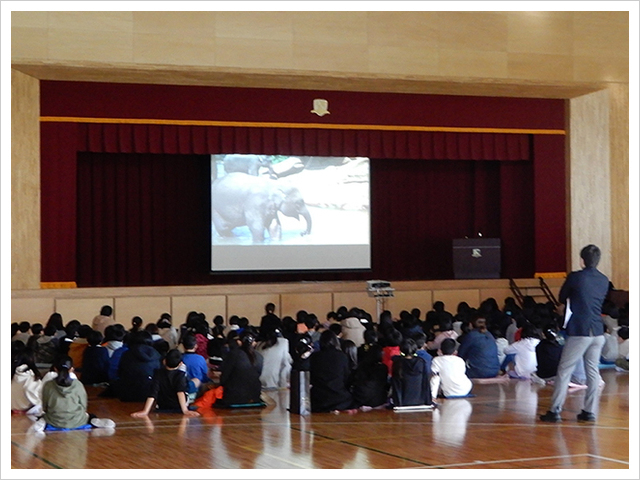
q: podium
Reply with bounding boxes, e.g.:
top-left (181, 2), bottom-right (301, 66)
top-left (453, 238), bottom-right (501, 279)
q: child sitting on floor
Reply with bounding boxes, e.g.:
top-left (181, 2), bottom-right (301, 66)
top-left (501, 322), bottom-right (541, 380)
top-left (32, 356), bottom-right (115, 433)
top-left (430, 338), bottom-right (472, 399)
top-left (131, 349), bottom-right (201, 417)
top-left (11, 348), bottom-right (43, 416)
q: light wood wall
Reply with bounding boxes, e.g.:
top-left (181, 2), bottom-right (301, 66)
top-left (608, 84), bottom-right (629, 290)
top-left (569, 90), bottom-right (612, 277)
top-left (10, 278), bottom-right (564, 326)
top-left (10, 11), bottom-right (630, 292)
top-left (11, 11), bottom-right (628, 85)
top-left (11, 70), bottom-right (40, 290)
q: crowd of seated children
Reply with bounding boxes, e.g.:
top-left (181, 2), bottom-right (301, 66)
top-left (12, 295), bottom-right (629, 428)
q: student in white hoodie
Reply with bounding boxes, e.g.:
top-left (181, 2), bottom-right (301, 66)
top-left (501, 322), bottom-right (541, 380)
top-left (11, 348), bottom-right (43, 415)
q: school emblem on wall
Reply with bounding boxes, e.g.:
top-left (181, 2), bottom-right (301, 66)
top-left (311, 98), bottom-right (330, 117)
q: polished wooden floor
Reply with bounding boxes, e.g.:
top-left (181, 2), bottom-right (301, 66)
top-left (10, 368), bottom-right (631, 472)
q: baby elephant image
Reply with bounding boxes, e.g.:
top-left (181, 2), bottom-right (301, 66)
top-left (212, 173), bottom-right (312, 243)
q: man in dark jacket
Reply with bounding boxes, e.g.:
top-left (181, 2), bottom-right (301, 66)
top-left (540, 244), bottom-right (609, 423)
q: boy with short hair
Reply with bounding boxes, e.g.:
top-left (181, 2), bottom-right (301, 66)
top-left (430, 338), bottom-right (472, 399)
top-left (131, 349), bottom-right (200, 417)
top-left (180, 334), bottom-right (210, 400)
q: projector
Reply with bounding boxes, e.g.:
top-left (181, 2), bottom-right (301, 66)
top-left (367, 280), bottom-right (391, 290)
top-left (367, 280), bottom-right (394, 297)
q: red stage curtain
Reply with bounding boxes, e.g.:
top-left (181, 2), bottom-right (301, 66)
top-left (76, 153), bottom-right (211, 287)
top-left (45, 122), bottom-right (536, 286)
top-left (76, 123), bottom-right (531, 161)
top-left (75, 153), bottom-right (534, 287)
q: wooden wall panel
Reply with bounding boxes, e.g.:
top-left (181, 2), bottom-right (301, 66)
top-left (55, 298), bottom-right (113, 326)
top-left (114, 296), bottom-right (171, 328)
top-left (226, 294), bottom-right (278, 326)
top-left (431, 289), bottom-right (481, 313)
top-left (11, 70), bottom-right (40, 290)
top-left (332, 292), bottom-right (377, 316)
top-left (11, 298), bottom-right (55, 325)
top-left (386, 291), bottom-right (433, 317)
top-left (569, 90), bottom-right (612, 277)
top-left (11, 12), bottom-right (628, 84)
top-left (608, 84), bottom-right (630, 290)
top-left (171, 295), bottom-right (227, 326)
top-left (281, 293), bottom-right (332, 320)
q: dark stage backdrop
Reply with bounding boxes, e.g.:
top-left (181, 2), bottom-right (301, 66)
top-left (75, 152), bottom-right (533, 287)
top-left (40, 81), bottom-right (565, 286)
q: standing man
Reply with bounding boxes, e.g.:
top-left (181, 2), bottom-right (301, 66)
top-left (539, 244), bottom-right (609, 423)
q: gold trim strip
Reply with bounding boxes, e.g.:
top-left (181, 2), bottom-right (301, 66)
top-left (40, 116), bottom-right (565, 135)
top-left (40, 281), bottom-right (78, 289)
top-left (535, 272), bottom-right (567, 279)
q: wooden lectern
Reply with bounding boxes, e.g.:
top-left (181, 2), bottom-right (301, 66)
top-left (453, 238), bottom-right (501, 279)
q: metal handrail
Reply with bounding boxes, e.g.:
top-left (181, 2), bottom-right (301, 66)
top-left (509, 278), bottom-right (525, 307)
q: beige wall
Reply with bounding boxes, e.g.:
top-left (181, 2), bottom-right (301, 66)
top-left (10, 11), bottom-right (630, 292)
top-left (11, 70), bottom-right (40, 290)
top-left (11, 11), bottom-right (628, 85)
top-left (569, 90), bottom-right (612, 277)
top-left (10, 278), bottom-right (564, 325)
top-left (608, 84), bottom-right (629, 290)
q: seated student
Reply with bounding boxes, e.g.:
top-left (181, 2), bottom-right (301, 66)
top-left (68, 324), bottom-right (93, 372)
top-left (259, 303), bottom-right (282, 341)
top-left (501, 322), bottom-right (541, 380)
top-left (99, 325), bottom-right (129, 398)
top-left (131, 349), bottom-right (201, 417)
top-left (600, 323), bottom-right (619, 364)
top-left (309, 330), bottom-right (355, 413)
top-left (357, 329), bottom-right (380, 365)
top-left (391, 338), bottom-right (433, 408)
top-left (215, 330), bottom-right (264, 407)
top-left (256, 328), bottom-right (292, 391)
top-left (145, 323), bottom-right (170, 357)
top-left (615, 326), bottom-right (629, 372)
top-left (157, 313), bottom-right (180, 350)
top-left (430, 338), bottom-right (473, 399)
top-left (12, 321), bottom-right (32, 345)
top-left (491, 326), bottom-right (509, 366)
top-left (81, 330), bottom-right (110, 386)
top-left (351, 345), bottom-right (389, 410)
top-left (426, 315), bottom-right (459, 354)
top-left (457, 316), bottom-right (500, 379)
top-left (32, 356), bottom-right (115, 433)
top-left (11, 349), bottom-right (43, 415)
top-left (103, 324), bottom-right (126, 358)
top-left (412, 332), bottom-right (433, 377)
top-left (30, 325), bottom-right (59, 367)
top-left (535, 325), bottom-right (564, 382)
top-left (116, 330), bottom-right (162, 402)
top-left (381, 328), bottom-right (403, 377)
top-left (180, 334), bottom-right (211, 399)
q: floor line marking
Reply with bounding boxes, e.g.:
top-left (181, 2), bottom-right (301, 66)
top-left (585, 453), bottom-right (630, 465)
top-left (415, 453), bottom-right (591, 469)
top-left (11, 440), bottom-right (63, 469)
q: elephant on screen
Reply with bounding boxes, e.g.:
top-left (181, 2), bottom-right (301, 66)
top-left (223, 154), bottom-right (272, 176)
top-left (211, 172), bottom-right (312, 243)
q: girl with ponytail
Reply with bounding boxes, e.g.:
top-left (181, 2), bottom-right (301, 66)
top-left (215, 329), bottom-right (264, 407)
top-left (32, 356), bottom-right (115, 433)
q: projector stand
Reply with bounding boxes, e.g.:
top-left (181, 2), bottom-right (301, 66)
top-left (366, 280), bottom-right (394, 322)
